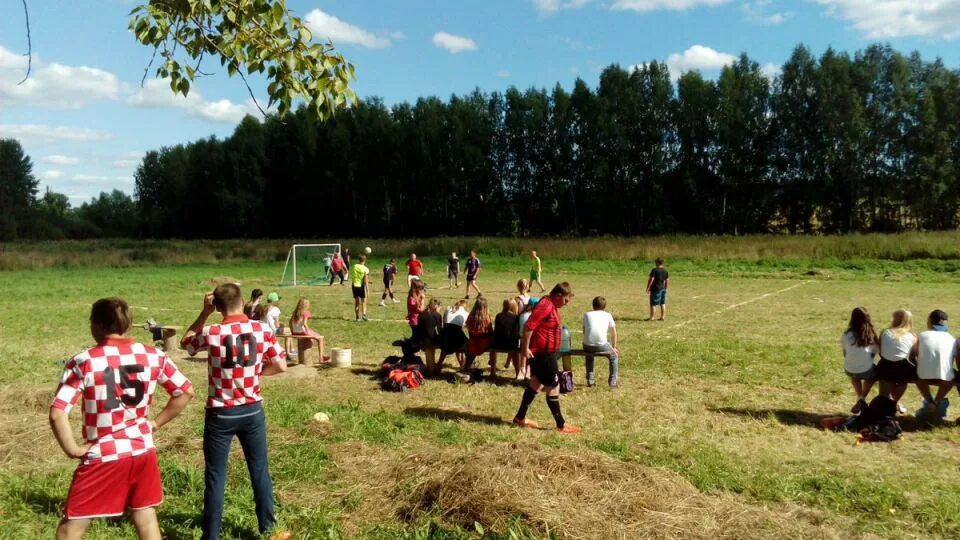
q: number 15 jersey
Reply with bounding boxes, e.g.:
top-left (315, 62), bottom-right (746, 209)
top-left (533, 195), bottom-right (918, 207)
top-left (183, 314), bottom-right (286, 408)
top-left (52, 337), bottom-right (193, 465)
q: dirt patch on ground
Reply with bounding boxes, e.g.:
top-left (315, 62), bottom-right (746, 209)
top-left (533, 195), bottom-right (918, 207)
top-left (329, 441), bottom-right (863, 540)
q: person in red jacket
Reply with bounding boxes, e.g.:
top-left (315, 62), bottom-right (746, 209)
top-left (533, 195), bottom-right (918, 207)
top-left (511, 282), bottom-right (581, 434)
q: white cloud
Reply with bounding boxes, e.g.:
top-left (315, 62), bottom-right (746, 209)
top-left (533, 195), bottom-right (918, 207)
top-left (432, 32), bottom-right (478, 53)
top-left (496, 70), bottom-right (511, 78)
top-left (816, 0), bottom-right (960, 39)
top-left (72, 174), bottom-right (115, 184)
top-left (742, 1), bottom-right (792, 25)
top-left (534, 0), bottom-right (592, 14)
top-left (42, 155), bottom-right (81, 166)
top-left (666, 45), bottom-right (737, 76)
top-left (111, 152), bottom-right (145, 169)
top-left (0, 46), bottom-right (120, 109)
top-left (761, 62), bottom-right (782, 78)
top-left (127, 79), bottom-right (259, 124)
top-left (41, 170), bottom-right (63, 180)
top-left (0, 124), bottom-right (112, 143)
top-left (304, 9), bottom-right (391, 48)
top-left (612, 0), bottom-right (730, 12)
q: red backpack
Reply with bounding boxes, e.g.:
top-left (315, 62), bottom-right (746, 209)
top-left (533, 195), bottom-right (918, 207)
top-left (383, 367), bottom-right (424, 391)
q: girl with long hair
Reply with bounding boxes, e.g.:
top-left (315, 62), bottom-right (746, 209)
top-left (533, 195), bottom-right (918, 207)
top-left (876, 309), bottom-right (917, 413)
top-left (465, 297), bottom-right (495, 375)
top-left (841, 307), bottom-right (879, 414)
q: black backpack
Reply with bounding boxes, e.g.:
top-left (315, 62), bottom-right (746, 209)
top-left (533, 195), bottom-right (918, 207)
top-left (863, 416), bottom-right (903, 442)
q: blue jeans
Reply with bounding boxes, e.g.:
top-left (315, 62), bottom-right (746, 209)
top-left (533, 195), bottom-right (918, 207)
top-left (584, 343), bottom-right (619, 386)
top-left (202, 402), bottom-right (276, 539)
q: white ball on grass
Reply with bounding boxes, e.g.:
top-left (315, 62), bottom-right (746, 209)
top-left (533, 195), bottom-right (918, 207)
top-left (312, 412), bottom-right (330, 423)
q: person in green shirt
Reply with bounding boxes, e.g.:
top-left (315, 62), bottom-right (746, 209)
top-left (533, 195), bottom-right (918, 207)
top-left (350, 254), bottom-right (370, 322)
top-left (528, 250), bottom-right (546, 293)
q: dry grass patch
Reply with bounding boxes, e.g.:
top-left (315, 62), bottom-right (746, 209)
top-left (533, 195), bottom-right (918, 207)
top-left (330, 441), bottom-right (863, 540)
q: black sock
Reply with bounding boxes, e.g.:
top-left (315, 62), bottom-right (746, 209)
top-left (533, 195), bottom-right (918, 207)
top-left (546, 395), bottom-right (565, 428)
top-left (516, 387), bottom-right (537, 420)
top-left (389, 292), bottom-right (394, 299)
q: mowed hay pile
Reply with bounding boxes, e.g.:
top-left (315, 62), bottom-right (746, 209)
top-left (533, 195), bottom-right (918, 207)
top-left (334, 442), bottom-right (855, 539)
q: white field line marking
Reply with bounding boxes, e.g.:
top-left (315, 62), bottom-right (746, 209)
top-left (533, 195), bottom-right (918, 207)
top-left (647, 280), bottom-right (813, 337)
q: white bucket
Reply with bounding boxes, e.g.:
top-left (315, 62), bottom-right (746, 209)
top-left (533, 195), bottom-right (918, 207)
top-left (331, 347), bottom-right (352, 368)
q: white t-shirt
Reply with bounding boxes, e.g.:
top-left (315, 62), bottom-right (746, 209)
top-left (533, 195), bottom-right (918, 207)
top-left (265, 306), bottom-right (281, 333)
top-left (917, 330), bottom-right (956, 381)
top-left (841, 331), bottom-right (878, 374)
top-left (583, 310), bottom-right (615, 346)
top-left (879, 329), bottom-right (916, 362)
top-left (444, 307), bottom-right (468, 327)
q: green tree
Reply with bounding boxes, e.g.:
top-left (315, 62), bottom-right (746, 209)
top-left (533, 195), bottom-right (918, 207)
top-left (129, 0), bottom-right (356, 119)
top-left (0, 139), bottom-right (39, 240)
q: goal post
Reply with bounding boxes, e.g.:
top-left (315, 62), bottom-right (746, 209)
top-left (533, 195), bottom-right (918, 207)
top-left (279, 243), bottom-right (342, 286)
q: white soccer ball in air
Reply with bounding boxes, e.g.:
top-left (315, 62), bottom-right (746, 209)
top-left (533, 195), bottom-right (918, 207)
top-left (364, 247), bottom-right (372, 254)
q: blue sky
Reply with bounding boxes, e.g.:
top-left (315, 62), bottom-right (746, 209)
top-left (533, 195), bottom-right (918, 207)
top-left (3, 0), bottom-right (960, 206)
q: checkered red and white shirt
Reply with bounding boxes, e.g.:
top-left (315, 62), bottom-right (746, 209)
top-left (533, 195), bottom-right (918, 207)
top-left (183, 314), bottom-right (286, 408)
top-left (51, 337), bottom-right (192, 465)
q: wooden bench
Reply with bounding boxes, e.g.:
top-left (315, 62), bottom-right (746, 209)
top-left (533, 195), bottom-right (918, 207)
top-left (141, 325), bottom-right (182, 352)
top-left (391, 340), bottom-right (611, 373)
top-left (280, 329), bottom-right (325, 367)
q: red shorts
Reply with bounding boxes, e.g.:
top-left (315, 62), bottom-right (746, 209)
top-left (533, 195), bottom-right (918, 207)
top-left (64, 450), bottom-right (163, 520)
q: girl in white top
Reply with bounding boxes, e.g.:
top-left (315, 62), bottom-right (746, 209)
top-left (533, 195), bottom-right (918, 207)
top-left (841, 307), bottom-right (878, 414)
top-left (915, 309), bottom-right (956, 415)
top-left (515, 279), bottom-right (530, 314)
top-left (877, 309), bottom-right (917, 413)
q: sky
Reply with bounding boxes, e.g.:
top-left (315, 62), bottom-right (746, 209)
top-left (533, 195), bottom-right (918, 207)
top-left (3, 0), bottom-right (960, 206)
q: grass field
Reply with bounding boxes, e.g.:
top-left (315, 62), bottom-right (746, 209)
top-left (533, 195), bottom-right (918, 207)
top-left (4, 245), bottom-right (960, 539)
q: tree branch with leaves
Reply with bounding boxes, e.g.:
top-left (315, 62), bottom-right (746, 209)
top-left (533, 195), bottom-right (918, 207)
top-left (129, 0), bottom-right (356, 119)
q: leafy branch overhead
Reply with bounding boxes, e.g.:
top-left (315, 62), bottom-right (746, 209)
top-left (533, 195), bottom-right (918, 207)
top-left (129, 0), bottom-right (356, 119)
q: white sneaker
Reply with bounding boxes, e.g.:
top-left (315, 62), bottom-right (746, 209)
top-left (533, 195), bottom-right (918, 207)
top-left (378, 300), bottom-right (385, 307)
top-left (392, 298), bottom-right (399, 304)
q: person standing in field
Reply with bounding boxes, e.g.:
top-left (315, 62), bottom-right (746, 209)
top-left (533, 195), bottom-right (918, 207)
top-left (914, 309), bottom-right (955, 418)
top-left (342, 248), bottom-right (351, 270)
top-left (406, 253), bottom-right (425, 288)
top-left (182, 284), bottom-right (289, 540)
top-left (528, 250), bottom-right (546, 293)
top-left (447, 251), bottom-right (460, 289)
top-left (645, 258), bottom-right (669, 321)
top-left (512, 282), bottom-right (581, 434)
top-left (379, 257), bottom-right (400, 307)
top-left (464, 250), bottom-right (482, 299)
top-left (583, 296), bottom-right (619, 388)
top-left (50, 298), bottom-right (194, 540)
top-left (841, 307), bottom-right (879, 414)
top-left (351, 254), bottom-right (370, 322)
top-left (329, 251), bottom-right (347, 286)
top-left (406, 280), bottom-right (426, 335)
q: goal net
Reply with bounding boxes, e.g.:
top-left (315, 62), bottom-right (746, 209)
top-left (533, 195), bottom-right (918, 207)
top-left (279, 243), bottom-right (341, 286)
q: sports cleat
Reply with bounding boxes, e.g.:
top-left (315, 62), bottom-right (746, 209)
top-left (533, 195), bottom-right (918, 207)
top-left (392, 298), bottom-right (400, 304)
top-left (378, 300), bottom-right (385, 307)
top-left (512, 417), bottom-right (540, 429)
top-left (362, 314), bottom-right (369, 322)
top-left (557, 424), bottom-right (582, 434)
top-left (851, 398), bottom-right (867, 414)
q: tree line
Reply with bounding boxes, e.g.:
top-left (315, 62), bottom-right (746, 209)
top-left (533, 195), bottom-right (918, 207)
top-left (4, 43), bottom-right (960, 240)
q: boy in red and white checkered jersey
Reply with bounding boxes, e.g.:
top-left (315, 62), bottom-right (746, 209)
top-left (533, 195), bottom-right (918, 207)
top-left (182, 283), bottom-right (288, 540)
top-left (50, 297), bottom-right (194, 540)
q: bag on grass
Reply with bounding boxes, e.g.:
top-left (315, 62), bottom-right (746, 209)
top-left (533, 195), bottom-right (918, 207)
top-left (859, 416), bottom-right (903, 442)
top-left (558, 370), bottom-right (575, 394)
top-left (382, 368), bottom-right (424, 392)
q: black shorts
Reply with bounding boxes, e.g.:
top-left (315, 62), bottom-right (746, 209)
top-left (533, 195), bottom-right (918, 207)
top-left (529, 352), bottom-right (559, 386)
top-left (875, 358), bottom-right (917, 383)
top-left (383, 278), bottom-right (392, 288)
top-left (467, 274), bottom-right (477, 282)
top-left (352, 286), bottom-right (366, 299)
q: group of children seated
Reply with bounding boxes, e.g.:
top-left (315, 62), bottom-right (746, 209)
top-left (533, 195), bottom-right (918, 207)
top-left (842, 307), bottom-right (958, 420)
top-left (242, 289), bottom-right (323, 342)
top-left (405, 278), bottom-right (619, 386)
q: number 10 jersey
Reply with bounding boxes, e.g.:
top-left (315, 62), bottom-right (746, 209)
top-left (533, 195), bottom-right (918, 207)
top-left (183, 314), bottom-right (286, 408)
top-left (52, 337), bottom-right (193, 464)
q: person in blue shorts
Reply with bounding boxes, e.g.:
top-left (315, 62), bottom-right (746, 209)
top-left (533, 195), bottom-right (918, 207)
top-left (645, 258), bottom-right (668, 321)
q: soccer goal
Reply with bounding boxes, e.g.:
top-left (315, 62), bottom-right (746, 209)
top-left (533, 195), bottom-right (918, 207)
top-left (279, 243), bottom-right (341, 286)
